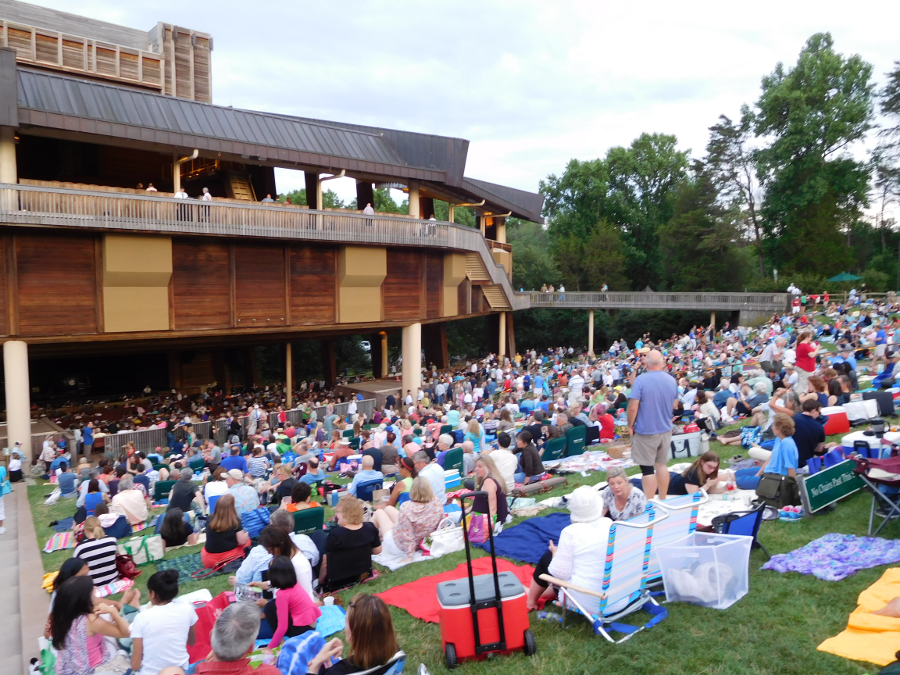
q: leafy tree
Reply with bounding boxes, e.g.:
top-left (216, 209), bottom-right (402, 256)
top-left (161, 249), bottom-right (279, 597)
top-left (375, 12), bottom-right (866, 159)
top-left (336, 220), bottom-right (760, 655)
top-left (506, 220), bottom-right (562, 290)
top-left (705, 111), bottom-right (766, 277)
top-left (433, 200), bottom-right (476, 228)
top-left (753, 33), bottom-right (875, 273)
top-left (879, 61), bottom-right (900, 161)
top-left (659, 164), bottom-right (745, 292)
top-left (278, 188), bottom-right (345, 209)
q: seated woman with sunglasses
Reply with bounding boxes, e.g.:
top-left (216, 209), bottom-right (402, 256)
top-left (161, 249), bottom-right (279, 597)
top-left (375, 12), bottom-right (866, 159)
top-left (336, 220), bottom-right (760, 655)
top-left (667, 451), bottom-right (734, 495)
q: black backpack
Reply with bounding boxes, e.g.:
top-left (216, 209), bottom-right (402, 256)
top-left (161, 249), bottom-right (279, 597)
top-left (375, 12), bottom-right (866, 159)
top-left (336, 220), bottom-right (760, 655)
top-left (755, 473), bottom-right (801, 508)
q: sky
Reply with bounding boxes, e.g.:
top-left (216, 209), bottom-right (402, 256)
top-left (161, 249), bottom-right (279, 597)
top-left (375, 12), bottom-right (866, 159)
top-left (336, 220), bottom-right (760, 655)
top-left (25, 0), bottom-right (900, 207)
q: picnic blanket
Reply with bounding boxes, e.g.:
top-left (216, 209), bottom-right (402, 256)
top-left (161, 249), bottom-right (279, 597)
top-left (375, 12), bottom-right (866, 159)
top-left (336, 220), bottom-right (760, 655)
top-left (43, 532), bottom-right (75, 553)
top-left (377, 558), bottom-right (535, 623)
top-left (53, 517), bottom-right (74, 532)
top-left (473, 512), bottom-right (570, 564)
top-left (95, 578), bottom-right (134, 599)
top-left (315, 605), bottom-right (347, 637)
top-left (543, 450), bottom-right (634, 474)
top-left (155, 553), bottom-right (206, 584)
top-left (818, 568), bottom-right (900, 666)
top-left (762, 533), bottom-right (900, 581)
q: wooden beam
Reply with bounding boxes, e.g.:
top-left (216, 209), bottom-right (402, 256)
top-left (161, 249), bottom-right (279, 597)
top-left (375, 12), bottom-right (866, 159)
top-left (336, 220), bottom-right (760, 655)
top-left (228, 243), bottom-right (236, 328)
top-left (94, 236), bottom-right (104, 333)
top-left (284, 245), bottom-right (291, 326)
top-left (4, 234), bottom-right (18, 336)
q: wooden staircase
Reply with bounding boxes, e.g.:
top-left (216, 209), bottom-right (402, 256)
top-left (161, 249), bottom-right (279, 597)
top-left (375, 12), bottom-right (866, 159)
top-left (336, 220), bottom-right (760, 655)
top-left (481, 285), bottom-right (511, 310)
top-left (465, 252), bottom-right (490, 281)
top-left (225, 172), bottom-right (256, 201)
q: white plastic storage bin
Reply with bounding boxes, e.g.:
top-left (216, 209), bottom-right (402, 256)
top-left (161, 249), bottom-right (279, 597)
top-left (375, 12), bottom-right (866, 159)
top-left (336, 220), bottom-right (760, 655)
top-left (669, 431), bottom-right (701, 460)
top-left (654, 532), bottom-right (752, 609)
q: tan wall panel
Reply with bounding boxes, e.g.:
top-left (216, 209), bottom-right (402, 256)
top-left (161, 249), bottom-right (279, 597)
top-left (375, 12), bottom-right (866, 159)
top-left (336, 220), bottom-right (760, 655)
top-left (492, 250), bottom-right (511, 278)
top-left (443, 253), bottom-right (466, 317)
top-left (338, 246), bottom-right (386, 323)
top-left (103, 234), bottom-right (173, 287)
top-left (103, 287), bottom-right (169, 332)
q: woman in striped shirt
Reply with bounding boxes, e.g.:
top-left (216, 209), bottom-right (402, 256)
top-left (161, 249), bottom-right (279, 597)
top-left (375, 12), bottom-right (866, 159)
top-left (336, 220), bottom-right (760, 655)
top-left (72, 517), bottom-right (119, 586)
top-left (247, 446), bottom-right (270, 478)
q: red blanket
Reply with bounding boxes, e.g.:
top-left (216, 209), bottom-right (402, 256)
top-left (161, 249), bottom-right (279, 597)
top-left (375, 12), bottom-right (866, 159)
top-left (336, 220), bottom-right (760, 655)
top-left (376, 558), bottom-right (535, 623)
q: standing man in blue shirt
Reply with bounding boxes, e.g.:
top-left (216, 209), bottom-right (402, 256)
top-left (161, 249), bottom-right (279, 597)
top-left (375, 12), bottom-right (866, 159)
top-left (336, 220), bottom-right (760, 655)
top-left (874, 325), bottom-right (888, 372)
top-left (627, 350), bottom-right (678, 500)
top-left (82, 421), bottom-right (94, 459)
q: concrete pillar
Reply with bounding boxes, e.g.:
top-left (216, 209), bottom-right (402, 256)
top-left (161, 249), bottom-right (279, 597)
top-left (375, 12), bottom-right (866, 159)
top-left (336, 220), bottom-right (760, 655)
top-left (710, 311), bottom-right (716, 328)
top-left (498, 312), bottom-right (507, 359)
top-left (381, 332), bottom-right (389, 377)
top-left (588, 309), bottom-right (595, 357)
top-left (408, 181), bottom-right (420, 219)
top-left (172, 154), bottom-right (181, 194)
top-left (3, 341), bottom-right (31, 462)
top-left (0, 126), bottom-right (16, 184)
top-left (286, 342), bottom-right (293, 408)
top-left (305, 172), bottom-right (320, 210)
top-left (496, 217), bottom-right (507, 244)
top-left (401, 323), bottom-right (422, 404)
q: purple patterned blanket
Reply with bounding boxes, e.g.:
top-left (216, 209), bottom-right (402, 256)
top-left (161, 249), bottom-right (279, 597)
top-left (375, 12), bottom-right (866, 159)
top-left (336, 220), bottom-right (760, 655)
top-left (762, 533), bottom-right (900, 581)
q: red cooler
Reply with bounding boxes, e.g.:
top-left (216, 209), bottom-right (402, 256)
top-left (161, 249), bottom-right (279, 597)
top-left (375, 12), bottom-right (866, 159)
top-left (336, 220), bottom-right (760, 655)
top-left (437, 492), bottom-right (536, 669)
top-left (821, 406), bottom-right (850, 436)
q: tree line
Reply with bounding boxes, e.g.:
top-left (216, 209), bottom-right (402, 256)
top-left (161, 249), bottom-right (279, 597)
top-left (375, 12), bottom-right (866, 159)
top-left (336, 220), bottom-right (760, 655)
top-left (513, 33), bottom-right (900, 296)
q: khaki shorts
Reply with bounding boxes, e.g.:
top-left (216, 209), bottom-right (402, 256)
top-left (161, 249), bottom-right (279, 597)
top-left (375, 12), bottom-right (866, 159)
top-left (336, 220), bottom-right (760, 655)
top-left (876, 344), bottom-right (887, 357)
top-left (631, 431), bottom-right (672, 466)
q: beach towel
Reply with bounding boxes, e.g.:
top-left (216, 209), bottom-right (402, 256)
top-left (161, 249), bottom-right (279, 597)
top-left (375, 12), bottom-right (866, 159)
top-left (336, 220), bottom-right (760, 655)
top-left (376, 558), bottom-right (535, 623)
top-left (315, 605), bottom-right (346, 637)
top-left (156, 552), bottom-right (205, 585)
top-left (372, 549), bottom-right (430, 571)
top-left (473, 512), bottom-right (571, 564)
top-left (94, 578), bottom-right (134, 598)
top-left (43, 532), bottom-right (74, 553)
top-left (818, 568), bottom-right (900, 666)
top-left (762, 533), bottom-right (900, 581)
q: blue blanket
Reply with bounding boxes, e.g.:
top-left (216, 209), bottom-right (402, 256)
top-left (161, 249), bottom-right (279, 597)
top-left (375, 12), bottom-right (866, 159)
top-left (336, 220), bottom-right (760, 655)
top-left (474, 512), bottom-right (571, 564)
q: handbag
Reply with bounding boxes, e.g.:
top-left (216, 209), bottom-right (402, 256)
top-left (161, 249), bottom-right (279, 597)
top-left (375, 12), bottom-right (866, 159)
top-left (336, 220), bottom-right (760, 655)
top-left (115, 553), bottom-right (142, 579)
top-left (117, 534), bottom-right (165, 565)
top-left (755, 473), bottom-right (800, 508)
top-left (466, 513), bottom-right (490, 544)
top-left (426, 517), bottom-right (465, 557)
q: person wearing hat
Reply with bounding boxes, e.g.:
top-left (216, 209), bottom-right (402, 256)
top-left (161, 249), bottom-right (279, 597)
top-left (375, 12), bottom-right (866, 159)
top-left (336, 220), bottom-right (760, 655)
top-left (525, 486), bottom-right (612, 611)
top-left (328, 437), bottom-right (355, 470)
top-left (224, 468), bottom-right (260, 518)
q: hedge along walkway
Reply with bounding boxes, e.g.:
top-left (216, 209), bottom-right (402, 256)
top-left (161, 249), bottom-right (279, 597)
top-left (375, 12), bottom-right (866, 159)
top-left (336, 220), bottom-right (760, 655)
top-left (29, 422), bottom-right (892, 675)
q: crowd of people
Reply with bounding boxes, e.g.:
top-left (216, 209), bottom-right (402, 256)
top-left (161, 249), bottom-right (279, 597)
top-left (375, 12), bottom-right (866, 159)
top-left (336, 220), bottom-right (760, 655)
top-left (35, 290), bottom-right (900, 673)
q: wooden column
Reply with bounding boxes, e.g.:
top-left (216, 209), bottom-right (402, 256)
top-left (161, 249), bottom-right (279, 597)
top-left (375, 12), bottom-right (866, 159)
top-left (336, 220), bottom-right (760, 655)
top-left (401, 323), bottom-right (422, 402)
top-left (423, 322), bottom-right (449, 370)
top-left (321, 339), bottom-right (337, 389)
top-left (0, 127), bottom-right (17, 185)
top-left (369, 333), bottom-right (384, 379)
top-left (381, 332), bottom-right (389, 376)
top-left (356, 181), bottom-right (374, 211)
top-left (498, 312), bottom-right (507, 359)
top-left (408, 181), bottom-right (420, 219)
top-left (506, 311), bottom-right (516, 357)
top-left (286, 342), bottom-right (293, 407)
top-left (305, 172), bottom-right (320, 210)
top-left (710, 311), bottom-right (716, 329)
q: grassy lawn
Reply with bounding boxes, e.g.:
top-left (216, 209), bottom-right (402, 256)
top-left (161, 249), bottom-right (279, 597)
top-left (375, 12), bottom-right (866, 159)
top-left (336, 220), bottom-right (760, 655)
top-left (28, 422), bottom-right (890, 675)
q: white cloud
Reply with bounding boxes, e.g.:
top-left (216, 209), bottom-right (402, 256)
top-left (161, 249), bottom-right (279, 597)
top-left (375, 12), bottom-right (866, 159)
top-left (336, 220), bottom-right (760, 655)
top-left (22, 0), bottom-right (900, 203)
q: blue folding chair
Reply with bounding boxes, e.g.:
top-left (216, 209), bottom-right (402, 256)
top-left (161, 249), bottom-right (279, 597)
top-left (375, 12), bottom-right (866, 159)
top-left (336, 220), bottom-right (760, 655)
top-left (355, 479), bottom-right (383, 503)
top-left (207, 495), bottom-right (220, 515)
top-left (396, 491), bottom-right (411, 506)
top-left (823, 447), bottom-right (845, 468)
top-left (711, 503), bottom-right (769, 559)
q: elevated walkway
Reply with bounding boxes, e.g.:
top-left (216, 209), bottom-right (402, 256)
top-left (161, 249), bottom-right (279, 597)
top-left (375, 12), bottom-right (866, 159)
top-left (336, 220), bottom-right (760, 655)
top-left (523, 291), bottom-right (788, 314)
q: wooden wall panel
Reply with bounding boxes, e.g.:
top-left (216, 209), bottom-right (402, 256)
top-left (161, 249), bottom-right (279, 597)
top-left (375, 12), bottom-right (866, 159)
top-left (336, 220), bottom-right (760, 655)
top-left (425, 253), bottom-right (442, 319)
top-left (472, 285), bottom-right (485, 314)
top-left (234, 244), bottom-right (286, 327)
top-left (17, 234), bottom-right (98, 336)
top-left (0, 237), bottom-right (8, 336)
top-left (290, 246), bottom-right (336, 325)
top-left (383, 249), bottom-right (422, 321)
top-left (172, 240), bottom-right (231, 329)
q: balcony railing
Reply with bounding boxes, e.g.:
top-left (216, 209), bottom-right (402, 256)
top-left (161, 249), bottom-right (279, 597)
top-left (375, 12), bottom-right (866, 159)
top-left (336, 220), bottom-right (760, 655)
top-left (528, 291), bottom-right (790, 312)
top-left (0, 183), bottom-right (527, 309)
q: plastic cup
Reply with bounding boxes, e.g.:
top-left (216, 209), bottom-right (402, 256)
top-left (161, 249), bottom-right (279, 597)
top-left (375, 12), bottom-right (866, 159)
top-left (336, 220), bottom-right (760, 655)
top-left (324, 596), bottom-right (335, 606)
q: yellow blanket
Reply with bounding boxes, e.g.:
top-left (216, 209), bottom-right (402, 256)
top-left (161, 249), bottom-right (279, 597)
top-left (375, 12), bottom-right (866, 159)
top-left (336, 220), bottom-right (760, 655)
top-left (818, 567), bottom-right (900, 666)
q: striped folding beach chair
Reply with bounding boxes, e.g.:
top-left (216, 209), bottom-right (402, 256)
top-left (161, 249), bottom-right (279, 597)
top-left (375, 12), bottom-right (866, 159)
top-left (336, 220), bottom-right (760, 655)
top-left (646, 491), bottom-right (707, 586)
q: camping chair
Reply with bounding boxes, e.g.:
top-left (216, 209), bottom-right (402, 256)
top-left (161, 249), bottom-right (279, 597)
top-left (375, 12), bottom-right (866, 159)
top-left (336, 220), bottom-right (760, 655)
top-left (349, 437), bottom-right (360, 451)
top-left (153, 480), bottom-right (177, 502)
top-left (350, 652), bottom-right (407, 675)
top-left (355, 479), bottom-right (383, 503)
top-left (711, 503), bottom-right (770, 559)
top-left (646, 491), bottom-right (708, 586)
top-left (540, 505), bottom-right (669, 644)
top-left (542, 437), bottom-right (567, 462)
top-left (852, 454), bottom-right (900, 536)
top-left (188, 457), bottom-right (205, 473)
top-left (292, 507), bottom-right (325, 535)
top-left (565, 426), bottom-right (587, 457)
top-left (321, 540), bottom-right (376, 593)
top-left (439, 424), bottom-right (453, 436)
top-left (443, 447), bottom-right (463, 473)
top-left (396, 492), bottom-right (411, 506)
top-left (207, 495), bottom-right (220, 516)
top-left (342, 429), bottom-right (354, 438)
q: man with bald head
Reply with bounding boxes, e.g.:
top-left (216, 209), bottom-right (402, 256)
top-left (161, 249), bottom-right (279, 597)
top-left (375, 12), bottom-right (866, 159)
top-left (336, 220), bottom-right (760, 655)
top-left (627, 349), bottom-right (678, 500)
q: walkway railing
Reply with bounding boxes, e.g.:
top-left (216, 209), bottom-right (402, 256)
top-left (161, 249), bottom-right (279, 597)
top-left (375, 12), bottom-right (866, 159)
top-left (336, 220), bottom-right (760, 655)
top-left (526, 291), bottom-right (790, 312)
top-left (0, 183), bottom-right (524, 310)
top-left (103, 428), bottom-right (168, 457)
